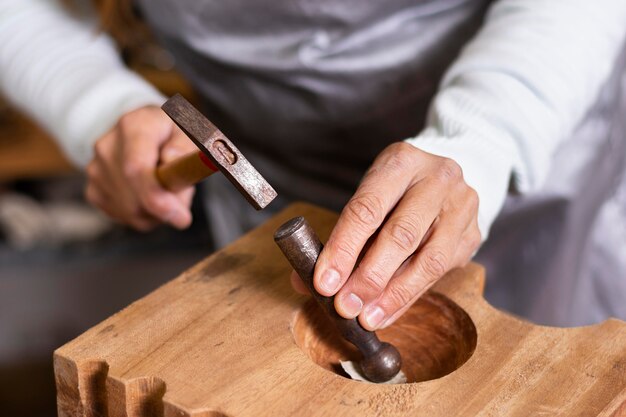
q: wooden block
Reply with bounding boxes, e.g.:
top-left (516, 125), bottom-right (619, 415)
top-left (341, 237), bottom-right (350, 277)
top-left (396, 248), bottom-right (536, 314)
top-left (54, 202), bottom-right (626, 417)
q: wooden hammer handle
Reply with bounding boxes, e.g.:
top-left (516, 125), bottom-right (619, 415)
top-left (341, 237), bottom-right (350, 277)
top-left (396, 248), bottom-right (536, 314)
top-left (156, 150), bottom-right (218, 192)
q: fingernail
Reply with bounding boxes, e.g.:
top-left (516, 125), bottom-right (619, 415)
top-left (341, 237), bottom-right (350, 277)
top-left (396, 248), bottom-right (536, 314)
top-left (364, 306), bottom-right (385, 329)
top-left (340, 293), bottom-right (363, 318)
top-left (320, 268), bottom-right (340, 293)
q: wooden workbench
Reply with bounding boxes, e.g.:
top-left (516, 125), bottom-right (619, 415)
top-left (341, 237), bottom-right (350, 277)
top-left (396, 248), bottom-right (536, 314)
top-left (54, 203), bottom-right (626, 416)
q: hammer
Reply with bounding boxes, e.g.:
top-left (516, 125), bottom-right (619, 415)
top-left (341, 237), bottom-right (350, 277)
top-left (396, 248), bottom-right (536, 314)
top-left (274, 216), bottom-right (403, 383)
top-left (155, 94), bottom-right (277, 210)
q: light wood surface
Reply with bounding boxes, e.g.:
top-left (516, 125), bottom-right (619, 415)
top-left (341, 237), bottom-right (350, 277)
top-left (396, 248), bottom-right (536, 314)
top-left (54, 202), bottom-right (626, 417)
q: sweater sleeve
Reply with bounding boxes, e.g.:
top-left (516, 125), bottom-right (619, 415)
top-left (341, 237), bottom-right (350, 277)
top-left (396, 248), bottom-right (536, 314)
top-left (405, 0), bottom-right (626, 240)
top-left (0, 0), bottom-right (166, 166)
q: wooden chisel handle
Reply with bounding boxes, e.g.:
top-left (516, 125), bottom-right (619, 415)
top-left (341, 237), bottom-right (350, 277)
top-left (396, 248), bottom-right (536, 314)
top-left (156, 150), bottom-right (218, 192)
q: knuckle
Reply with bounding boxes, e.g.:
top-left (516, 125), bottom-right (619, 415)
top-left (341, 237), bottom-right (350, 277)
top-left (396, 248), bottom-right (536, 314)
top-left (387, 141), bottom-right (415, 157)
top-left (387, 283), bottom-right (415, 308)
top-left (122, 160), bottom-right (142, 178)
top-left (419, 248), bottom-right (448, 280)
top-left (385, 153), bottom-right (408, 172)
top-left (329, 239), bottom-right (358, 263)
top-left (93, 140), bottom-right (108, 160)
top-left (468, 226), bottom-right (482, 249)
top-left (346, 194), bottom-right (384, 229)
top-left (468, 236), bottom-right (481, 252)
top-left (357, 267), bottom-right (387, 295)
top-left (382, 143), bottom-right (416, 170)
top-left (117, 112), bottom-right (135, 132)
top-left (466, 187), bottom-right (479, 212)
top-left (85, 161), bottom-right (98, 179)
top-left (388, 218), bottom-right (421, 252)
top-left (435, 158), bottom-right (463, 184)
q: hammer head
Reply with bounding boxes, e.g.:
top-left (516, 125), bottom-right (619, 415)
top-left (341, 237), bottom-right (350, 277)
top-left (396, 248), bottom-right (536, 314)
top-left (161, 94), bottom-right (277, 210)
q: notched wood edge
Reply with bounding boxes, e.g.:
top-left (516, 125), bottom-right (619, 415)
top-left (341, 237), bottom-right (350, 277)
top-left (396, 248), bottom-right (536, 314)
top-left (53, 352), bottom-right (229, 417)
top-left (54, 353), bottom-right (109, 417)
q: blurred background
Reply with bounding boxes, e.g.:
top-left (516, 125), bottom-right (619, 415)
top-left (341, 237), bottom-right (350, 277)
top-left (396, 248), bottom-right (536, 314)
top-left (0, 26), bottom-right (212, 417)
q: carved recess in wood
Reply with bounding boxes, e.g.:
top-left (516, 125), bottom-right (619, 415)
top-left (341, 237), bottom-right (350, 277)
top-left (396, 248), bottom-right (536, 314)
top-left (292, 292), bottom-right (477, 383)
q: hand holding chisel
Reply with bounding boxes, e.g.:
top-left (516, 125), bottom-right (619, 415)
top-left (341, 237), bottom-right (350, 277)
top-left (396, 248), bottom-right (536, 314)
top-left (275, 216), bottom-right (403, 383)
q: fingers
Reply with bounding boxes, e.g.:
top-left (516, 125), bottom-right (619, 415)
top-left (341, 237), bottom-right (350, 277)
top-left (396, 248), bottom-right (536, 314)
top-left (368, 211), bottom-right (466, 330)
top-left (377, 219), bottom-right (480, 329)
top-left (84, 180), bottom-right (159, 231)
top-left (320, 142), bottom-right (482, 330)
top-left (314, 143), bottom-right (420, 299)
top-left (149, 126), bottom-right (198, 228)
top-left (84, 106), bottom-right (195, 231)
top-left (454, 217), bottom-right (482, 267)
top-left (362, 187), bottom-right (479, 330)
top-left (120, 111), bottom-right (191, 228)
top-left (131, 170), bottom-right (193, 230)
top-left (160, 126), bottom-right (197, 163)
top-left (333, 180), bottom-right (445, 321)
top-left (87, 139), bottom-right (158, 231)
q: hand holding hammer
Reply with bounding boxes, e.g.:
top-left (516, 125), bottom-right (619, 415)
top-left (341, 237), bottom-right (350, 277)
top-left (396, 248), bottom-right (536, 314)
top-left (156, 94), bottom-right (277, 210)
top-left (85, 94), bottom-right (276, 230)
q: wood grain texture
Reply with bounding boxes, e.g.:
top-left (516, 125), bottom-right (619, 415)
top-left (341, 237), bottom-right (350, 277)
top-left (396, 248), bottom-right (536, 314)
top-left (54, 202), bottom-right (626, 417)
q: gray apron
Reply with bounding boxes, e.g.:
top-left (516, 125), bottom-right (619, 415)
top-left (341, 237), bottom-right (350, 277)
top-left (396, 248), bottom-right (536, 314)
top-left (135, 0), bottom-right (626, 326)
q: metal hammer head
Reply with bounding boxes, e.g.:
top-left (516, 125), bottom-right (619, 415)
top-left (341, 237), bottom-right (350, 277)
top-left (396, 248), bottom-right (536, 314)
top-left (161, 94), bottom-right (277, 210)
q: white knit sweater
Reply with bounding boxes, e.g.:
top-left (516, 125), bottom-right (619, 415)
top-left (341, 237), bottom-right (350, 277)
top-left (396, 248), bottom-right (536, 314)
top-left (1, 0), bottom-right (625, 239)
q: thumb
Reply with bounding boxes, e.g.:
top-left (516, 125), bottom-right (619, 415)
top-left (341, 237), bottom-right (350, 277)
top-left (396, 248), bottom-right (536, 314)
top-left (160, 126), bottom-right (197, 163)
